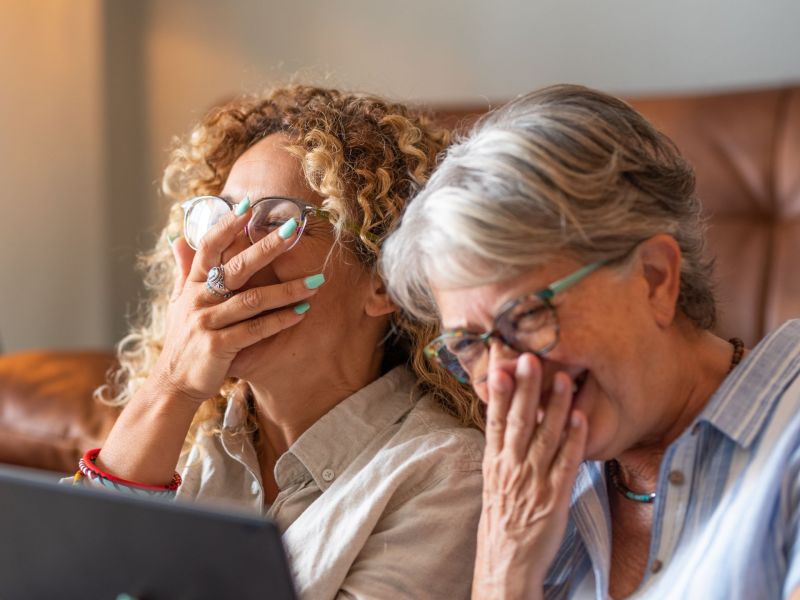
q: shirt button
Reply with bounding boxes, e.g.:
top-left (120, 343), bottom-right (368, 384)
top-left (322, 468), bottom-right (335, 482)
top-left (651, 559), bottom-right (663, 573)
top-left (668, 470), bottom-right (685, 485)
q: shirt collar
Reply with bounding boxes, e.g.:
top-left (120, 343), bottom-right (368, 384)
top-left (285, 365), bottom-right (418, 491)
top-left (698, 320), bottom-right (800, 447)
top-left (219, 366), bottom-right (419, 491)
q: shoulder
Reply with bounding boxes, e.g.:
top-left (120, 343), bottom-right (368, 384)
top-left (740, 319), bottom-right (800, 385)
top-left (362, 392), bottom-right (483, 514)
top-left (399, 394), bottom-right (485, 464)
top-left (365, 366), bottom-right (484, 468)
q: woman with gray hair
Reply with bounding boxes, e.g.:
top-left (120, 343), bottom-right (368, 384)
top-left (381, 84), bottom-right (800, 599)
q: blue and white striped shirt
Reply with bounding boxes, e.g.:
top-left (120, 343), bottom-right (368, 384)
top-left (545, 319), bottom-right (800, 599)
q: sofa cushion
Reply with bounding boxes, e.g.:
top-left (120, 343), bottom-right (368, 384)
top-left (0, 350), bottom-right (120, 473)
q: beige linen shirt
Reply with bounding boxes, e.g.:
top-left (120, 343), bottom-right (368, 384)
top-left (177, 366), bottom-right (484, 599)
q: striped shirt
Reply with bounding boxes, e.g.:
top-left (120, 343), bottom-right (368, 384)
top-left (545, 319), bottom-right (800, 599)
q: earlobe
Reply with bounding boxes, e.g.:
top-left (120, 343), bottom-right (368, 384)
top-left (637, 234), bottom-right (682, 328)
top-left (364, 275), bottom-right (398, 317)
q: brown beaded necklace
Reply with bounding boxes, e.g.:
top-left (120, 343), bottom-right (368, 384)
top-left (606, 337), bottom-right (745, 504)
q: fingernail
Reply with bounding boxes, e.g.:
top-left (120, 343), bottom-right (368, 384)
top-left (278, 218), bottom-right (298, 239)
top-left (516, 356), bottom-right (531, 377)
top-left (554, 375), bottom-right (567, 394)
top-left (167, 233), bottom-right (180, 247)
top-left (293, 302), bottom-right (311, 315)
top-left (571, 411), bottom-right (582, 428)
top-left (234, 195), bottom-right (250, 216)
top-left (303, 273), bottom-right (325, 289)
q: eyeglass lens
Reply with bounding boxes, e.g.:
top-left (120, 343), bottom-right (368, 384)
top-left (184, 197), bottom-right (230, 249)
top-left (184, 197), bottom-right (306, 250)
top-left (437, 299), bottom-right (558, 383)
top-left (248, 199), bottom-right (306, 245)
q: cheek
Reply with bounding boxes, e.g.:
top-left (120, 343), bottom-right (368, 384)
top-left (472, 381), bottom-right (489, 404)
top-left (247, 247), bottom-right (323, 288)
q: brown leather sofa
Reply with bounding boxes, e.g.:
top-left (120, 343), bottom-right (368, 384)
top-left (1, 84), bottom-right (798, 474)
top-left (0, 350), bottom-right (119, 473)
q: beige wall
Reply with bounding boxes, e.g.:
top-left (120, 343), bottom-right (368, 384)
top-left (2, 0), bottom-right (800, 351)
top-left (0, 1), bottom-right (109, 351)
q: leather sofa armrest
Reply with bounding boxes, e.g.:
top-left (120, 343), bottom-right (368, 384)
top-left (0, 350), bottom-right (121, 473)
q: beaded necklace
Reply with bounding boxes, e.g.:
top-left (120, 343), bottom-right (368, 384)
top-left (605, 337), bottom-right (745, 504)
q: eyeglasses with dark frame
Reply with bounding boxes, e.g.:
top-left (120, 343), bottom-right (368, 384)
top-left (424, 258), bottom-right (616, 384)
top-left (181, 195), bottom-right (334, 251)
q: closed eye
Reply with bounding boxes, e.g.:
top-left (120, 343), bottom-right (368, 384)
top-left (445, 336), bottom-right (482, 355)
top-left (252, 218), bottom-right (289, 231)
top-left (511, 305), bottom-right (551, 331)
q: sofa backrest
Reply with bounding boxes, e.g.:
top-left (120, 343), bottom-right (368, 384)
top-left (630, 86), bottom-right (800, 346)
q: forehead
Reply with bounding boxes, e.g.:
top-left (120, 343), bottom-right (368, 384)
top-left (222, 133), bottom-right (320, 205)
top-left (432, 267), bottom-right (552, 330)
top-left (434, 263), bottom-right (561, 330)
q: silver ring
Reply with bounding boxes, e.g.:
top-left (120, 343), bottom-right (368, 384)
top-left (206, 265), bottom-right (233, 299)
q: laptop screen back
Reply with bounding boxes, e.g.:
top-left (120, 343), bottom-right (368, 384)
top-left (0, 464), bottom-right (296, 600)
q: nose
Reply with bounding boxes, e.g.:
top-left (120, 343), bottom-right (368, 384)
top-left (469, 339), bottom-right (518, 403)
top-left (473, 338), bottom-right (519, 383)
top-left (220, 227), bottom-right (252, 265)
top-left (487, 339), bottom-right (559, 390)
top-left (488, 336), bottom-right (520, 362)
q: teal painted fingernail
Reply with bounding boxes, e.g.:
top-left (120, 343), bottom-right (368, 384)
top-left (167, 232), bottom-right (180, 246)
top-left (278, 218), bottom-right (298, 239)
top-left (293, 302), bottom-right (311, 315)
top-left (303, 274), bottom-right (325, 289)
top-left (234, 195), bottom-right (250, 216)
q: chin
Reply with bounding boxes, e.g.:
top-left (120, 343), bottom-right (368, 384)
top-left (229, 337), bottom-right (283, 381)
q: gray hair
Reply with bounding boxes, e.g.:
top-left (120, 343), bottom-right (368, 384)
top-left (381, 84), bottom-right (716, 329)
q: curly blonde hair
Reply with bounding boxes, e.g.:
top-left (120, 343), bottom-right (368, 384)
top-left (97, 84), bottom-right (483, 433)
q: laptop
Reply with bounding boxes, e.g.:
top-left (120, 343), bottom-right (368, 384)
top-left (0, 464), bottom-right (297, 600)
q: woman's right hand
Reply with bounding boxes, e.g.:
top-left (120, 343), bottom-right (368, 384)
top-left (472, 353), bottom-right (588, 600)
top-left (154, 207), bottom-right (319, 404)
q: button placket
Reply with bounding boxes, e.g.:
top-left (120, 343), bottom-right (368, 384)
top-left (648, 433), bottom-right (699, 580)
top-left (667, 470), bottom-right (685, 485)
top-left (650, 559), bottom-right (663, 573)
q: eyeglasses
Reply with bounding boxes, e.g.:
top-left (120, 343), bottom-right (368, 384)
top-left (181, 195), bottom-right (333, 251)
top-left (424, 259), bottom-right (611, 384)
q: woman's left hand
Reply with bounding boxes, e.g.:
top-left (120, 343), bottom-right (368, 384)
top-left (472, 353), bottom-right (588, 600)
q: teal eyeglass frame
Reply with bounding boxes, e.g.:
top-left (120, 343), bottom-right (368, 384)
top-left (424, 259), bottom-right (609, 383)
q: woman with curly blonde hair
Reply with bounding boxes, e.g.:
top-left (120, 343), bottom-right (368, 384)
top-left (75, 85), bottom-right (483, 598)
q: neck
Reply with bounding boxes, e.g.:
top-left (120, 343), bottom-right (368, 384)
top-left (251, 351), bottom-right (385, 457)
top-left (615, 329), bottom-right (741, 491)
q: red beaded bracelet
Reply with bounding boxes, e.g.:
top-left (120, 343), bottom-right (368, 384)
top-left (78, 448), bottom-right (182, 492)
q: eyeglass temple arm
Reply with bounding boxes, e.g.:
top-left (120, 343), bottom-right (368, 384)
top-left (539, 260), bottom-right (607, 300)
